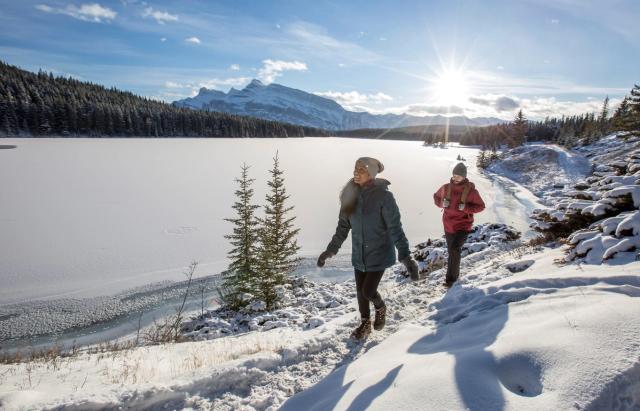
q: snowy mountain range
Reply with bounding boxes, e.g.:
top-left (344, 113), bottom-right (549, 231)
top-left (173, 79), bottom-right (503, 130)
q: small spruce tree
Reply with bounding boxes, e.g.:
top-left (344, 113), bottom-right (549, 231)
top-left (256, 153), bottom-right (301, 310)
top-left (221, 163), bottom-right (260, 310)
top-left (476, 149), bottom-right (488, 169)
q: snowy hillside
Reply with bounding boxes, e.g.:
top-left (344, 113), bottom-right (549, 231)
top-left (486, 143), bottom-right (592, 205)
top-left (174, 80), bottom-right (502, 130)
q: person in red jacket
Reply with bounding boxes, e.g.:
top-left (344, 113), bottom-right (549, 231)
top-left (433, 162), bottom-right (485, 287)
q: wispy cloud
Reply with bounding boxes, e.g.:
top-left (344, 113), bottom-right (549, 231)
top-left (35, 3), bottom-right (117, 23)
top-left (165, 81), bottom-right (190, 88)
top-left (185, 37), bottom-right (201, 45)
top-left (199, 77), bottom-right (251, 89)
top-left (285, 21), bottom-right (379, 64)
top-left (142, 7), bottom-right (178, 24)
top-left (315, 90), bottom-right (392, 110)
top-left (229, 64), bottom-right (240, 71)
top-left (257, 59), bottom-right (307, 84)
top-left (465, 69), bottom-right (629, 96)
top-left (164, 76), bottom-right (251, 93)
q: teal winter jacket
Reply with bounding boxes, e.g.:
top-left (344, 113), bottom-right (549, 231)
top-left (326, 178), bottom-right (410, 272)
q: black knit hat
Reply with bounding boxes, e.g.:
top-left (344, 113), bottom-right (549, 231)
top-left (452, 162), bottom-right (467, 178)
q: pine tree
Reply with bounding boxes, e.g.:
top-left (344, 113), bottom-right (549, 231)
top-left (511, 109), bottom-right (527, 147)
top-left (221, 164), bottom-right (260, 310)
top-left (628, 84), bottom-right (640, 131)
top-left (599, 95), bottom-right (610, 136)
top-left (256, 153), bottom-right (301, 310)
top-left (612, 97), bottom-right (632, 131)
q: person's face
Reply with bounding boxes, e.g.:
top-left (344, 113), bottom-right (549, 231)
top-left (451, 174), bottom-right (465, 183)
top-left (353, 165), bottom-right (372, 186)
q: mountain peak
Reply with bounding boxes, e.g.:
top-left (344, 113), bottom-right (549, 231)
top-left (246, 79), bottom-right (265, 89)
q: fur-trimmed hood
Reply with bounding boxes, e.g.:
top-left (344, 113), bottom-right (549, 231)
top-left (339, 178), bottom-right (391, 214)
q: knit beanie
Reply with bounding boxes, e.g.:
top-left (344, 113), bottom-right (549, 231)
top-left (355, 157), bottom-right (384, 179)
top-left (452, 162), bottom-right (467, 178)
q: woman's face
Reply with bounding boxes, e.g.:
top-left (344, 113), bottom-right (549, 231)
top-left (451, 174), bottom-right (465, 183)
top-left (353, 165), bottom-right (372, 186)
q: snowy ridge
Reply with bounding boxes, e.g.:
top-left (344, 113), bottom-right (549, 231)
top-left (174, 80), bottom-right (503, 130)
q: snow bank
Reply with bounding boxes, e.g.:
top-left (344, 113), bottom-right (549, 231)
top-left (281, 248), bottom-right (640, 411)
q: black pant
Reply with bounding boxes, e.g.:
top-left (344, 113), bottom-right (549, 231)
top-left (445, 231), bottom-right (468, 284)
top-left (354, 269), bottom-right (385, 319)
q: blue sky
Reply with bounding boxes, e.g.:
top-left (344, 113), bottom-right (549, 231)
top-left (0, 0), bottom-right (637, 120)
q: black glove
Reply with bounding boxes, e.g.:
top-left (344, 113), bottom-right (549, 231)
top-left (317, 250), bottom-right (335, 267)
top-left (401, 256), bottom-right (420, 281)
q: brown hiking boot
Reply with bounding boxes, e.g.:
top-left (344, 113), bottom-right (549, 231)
top-left (350, 318), bottom-right (372, 340)
top-left (374, 304), bottom-right (386, 331)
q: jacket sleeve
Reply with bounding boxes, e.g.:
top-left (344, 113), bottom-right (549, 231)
top-left (433, 184), bottom-right (445, 208)
top-left (326, 211), bottom-right (351, 254)
top-left (382, 192), bottom-right (410, 261)
top-left (465, 188), bottom-right (486, 214)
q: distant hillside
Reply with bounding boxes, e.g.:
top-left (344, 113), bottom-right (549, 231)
top-left (0, 61), bottom-right (326, 138)
top-left (174, 79), bottom-right (504, 131)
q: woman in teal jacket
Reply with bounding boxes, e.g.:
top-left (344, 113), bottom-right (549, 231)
top-left (317, 157), bottom-right (419, 340)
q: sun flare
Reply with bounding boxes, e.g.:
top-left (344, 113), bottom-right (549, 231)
top-left (431, 68), bottom-right (470, 107)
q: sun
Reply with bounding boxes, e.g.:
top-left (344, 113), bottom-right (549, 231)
top-left (431, 67), bottom-right (470, 107)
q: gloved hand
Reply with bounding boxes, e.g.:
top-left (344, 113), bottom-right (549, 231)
top-left (401, 256), bottom-right (420, 281)
top-left (457, 202), bottom-right (465, 211)
top-left (317, 250), bottom-right (335, 267)
top-left (442, 199), bottom-right (450, 208)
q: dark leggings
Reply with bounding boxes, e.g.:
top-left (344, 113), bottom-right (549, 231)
top-left (354, 269), bottom-right (385, 319)
top-left (445, 231), bottom-right (469, 283)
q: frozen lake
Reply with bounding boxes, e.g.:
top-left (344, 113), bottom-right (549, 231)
top-left (0, 137), bottom-right (533, 306)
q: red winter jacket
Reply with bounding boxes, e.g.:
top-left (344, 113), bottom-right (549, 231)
top-left (433, 179), bottom-right (485, 233)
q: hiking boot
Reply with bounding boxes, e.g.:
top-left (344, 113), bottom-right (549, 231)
top-left (374, 304), bottom-right (386, 331)
top-left (350, 318), bottom-right (372, 340)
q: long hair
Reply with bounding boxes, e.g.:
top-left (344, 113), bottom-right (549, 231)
top-left (339, 178), bottom-right (359, 216)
